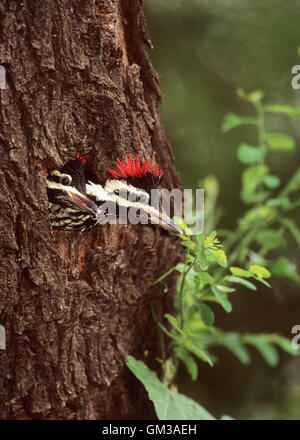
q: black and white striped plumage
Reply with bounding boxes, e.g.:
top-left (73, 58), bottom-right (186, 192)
top-left (46, 156), bottom-right (99, 231)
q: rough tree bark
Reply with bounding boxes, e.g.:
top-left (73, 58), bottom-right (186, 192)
top-left (0, 0), bottom-right (182, 420)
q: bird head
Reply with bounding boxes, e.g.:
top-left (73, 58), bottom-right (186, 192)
top-left (46, 153), bottom-right (99, 230)
top-left (87, 155), bottom-right (183, 234)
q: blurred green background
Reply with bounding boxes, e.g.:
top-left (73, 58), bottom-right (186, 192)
top-left (145, 0), bottom-right (300, 419)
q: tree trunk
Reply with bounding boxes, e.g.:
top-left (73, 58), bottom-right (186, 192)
top-left (0, 0), bottom-right (181, 419)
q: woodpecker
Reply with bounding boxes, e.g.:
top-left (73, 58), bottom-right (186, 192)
top-left (46, 153), bottom-right (183, 234)
top-left (46, 153), bottom-right (99, 231)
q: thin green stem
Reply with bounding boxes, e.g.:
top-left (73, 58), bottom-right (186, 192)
top-left (178, 254), bottom-right (197, 329)
top-left (255, 101), bottom-right (265, 149)
top-left (150, 301), bottom-right (166, 361)
top-left (152, 266), bottom-right (176, 286)
top-left (278, 168), bottom-right (300, 199)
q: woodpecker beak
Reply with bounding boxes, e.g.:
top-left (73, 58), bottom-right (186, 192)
top-left (66, 189), bottom-right (99, 215)
top-left (146, 207), bottom-right (183, 234)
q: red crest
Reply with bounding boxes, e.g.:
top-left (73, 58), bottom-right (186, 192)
top-left (107, 155), bottom-right (163, 180)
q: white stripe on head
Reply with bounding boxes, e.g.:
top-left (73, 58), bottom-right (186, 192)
top-left (86, 181), bottom-right (113, 201)
top-left (104, 179), bottom-right (150, 201)
top-left (87, 180), bottom-right (151, 208)
top-left (47, 179), bottom-right (83, 196)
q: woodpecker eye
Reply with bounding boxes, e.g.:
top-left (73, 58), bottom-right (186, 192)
top-left (60, 175), bottom-right (72, 186)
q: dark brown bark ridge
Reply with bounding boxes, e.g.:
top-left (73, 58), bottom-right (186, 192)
top-left (0, 0), bottom-right (181, 419)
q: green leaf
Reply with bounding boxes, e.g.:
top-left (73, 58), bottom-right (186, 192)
top-left (198, 251), bottom-right (209, 271)
top-left (244, 336), bottom-right (279, 367)
top-left (158, 323), bottom-right (179, 342)
top-left (230, 267), bottom-right (251, 278)
top-left (237, 88), bottom-right (264, 104)
top-left (184, 341), bottom-right (214, 366)
top-left (242, 190), bottom-right (271, 204)
top-left (211, 249), bottom-right (227, 267)
top-left (254, 277), bottom-right (271, 288)
top-left (264, 104), bottom-right (300, 120)
top-left (269, 257), bottom-right (300, 283)
top-left (255, 229), bottom-right (286, 250)
top-left (242, 164), bottom-right (269, 188)
top-left (226, 275), bottom-right (257, 291)
top-left (175, 263), bottom-right (187, 273)
top-left (241, 205), bottom-right (276, 226)
top-left (181, 241), bottom-right (196, 250)
top-left (195, 272), bottom-right (214, 289)
top-left (266, 198), bottom-right (287, 208)
top-left (237, 143), bottom-right (265, 165)
top-left (291, 108), bottom-right (300, 120)
top-left (215, 284), bottom-right (236, 293)
top-left (269, 335), bottom-right (299, 356)
top-left (222, 113), bottom-right (241, 132)
top-left (249, 265), bottom-right (271, 279)
top-left (241, 165), bottom-right (269, 203)
top-left (279, 168), bottom-right (300, 196)
top-left (265, 133), bottom-right (295, 151)
top-left (198, 303), bottom-right (215, 326)
top-left (209, 230), bottom-right (217, 240)
top-left (221, 113), bottom-right (257, 132)
top-left (264, 104), bottom-right (299, 116)
top-left (221, 334), bottom-right (251, 365)
top-left (175, 348), bottom-right (198, 381)
top-left (263, 175), bottom-right (281, 189)
top-left (126, 356), bottom-right (215, 420)
top-left (196, 233), bottom-right (205, 246)
top-left (247, 90), bottom-right (264, 104)
top-left (164, 314), bottom-right (185, 335)
top-left (221, 415), bottom-right (235, 420)
top-left (211, 286), bottom-right (232, 313)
